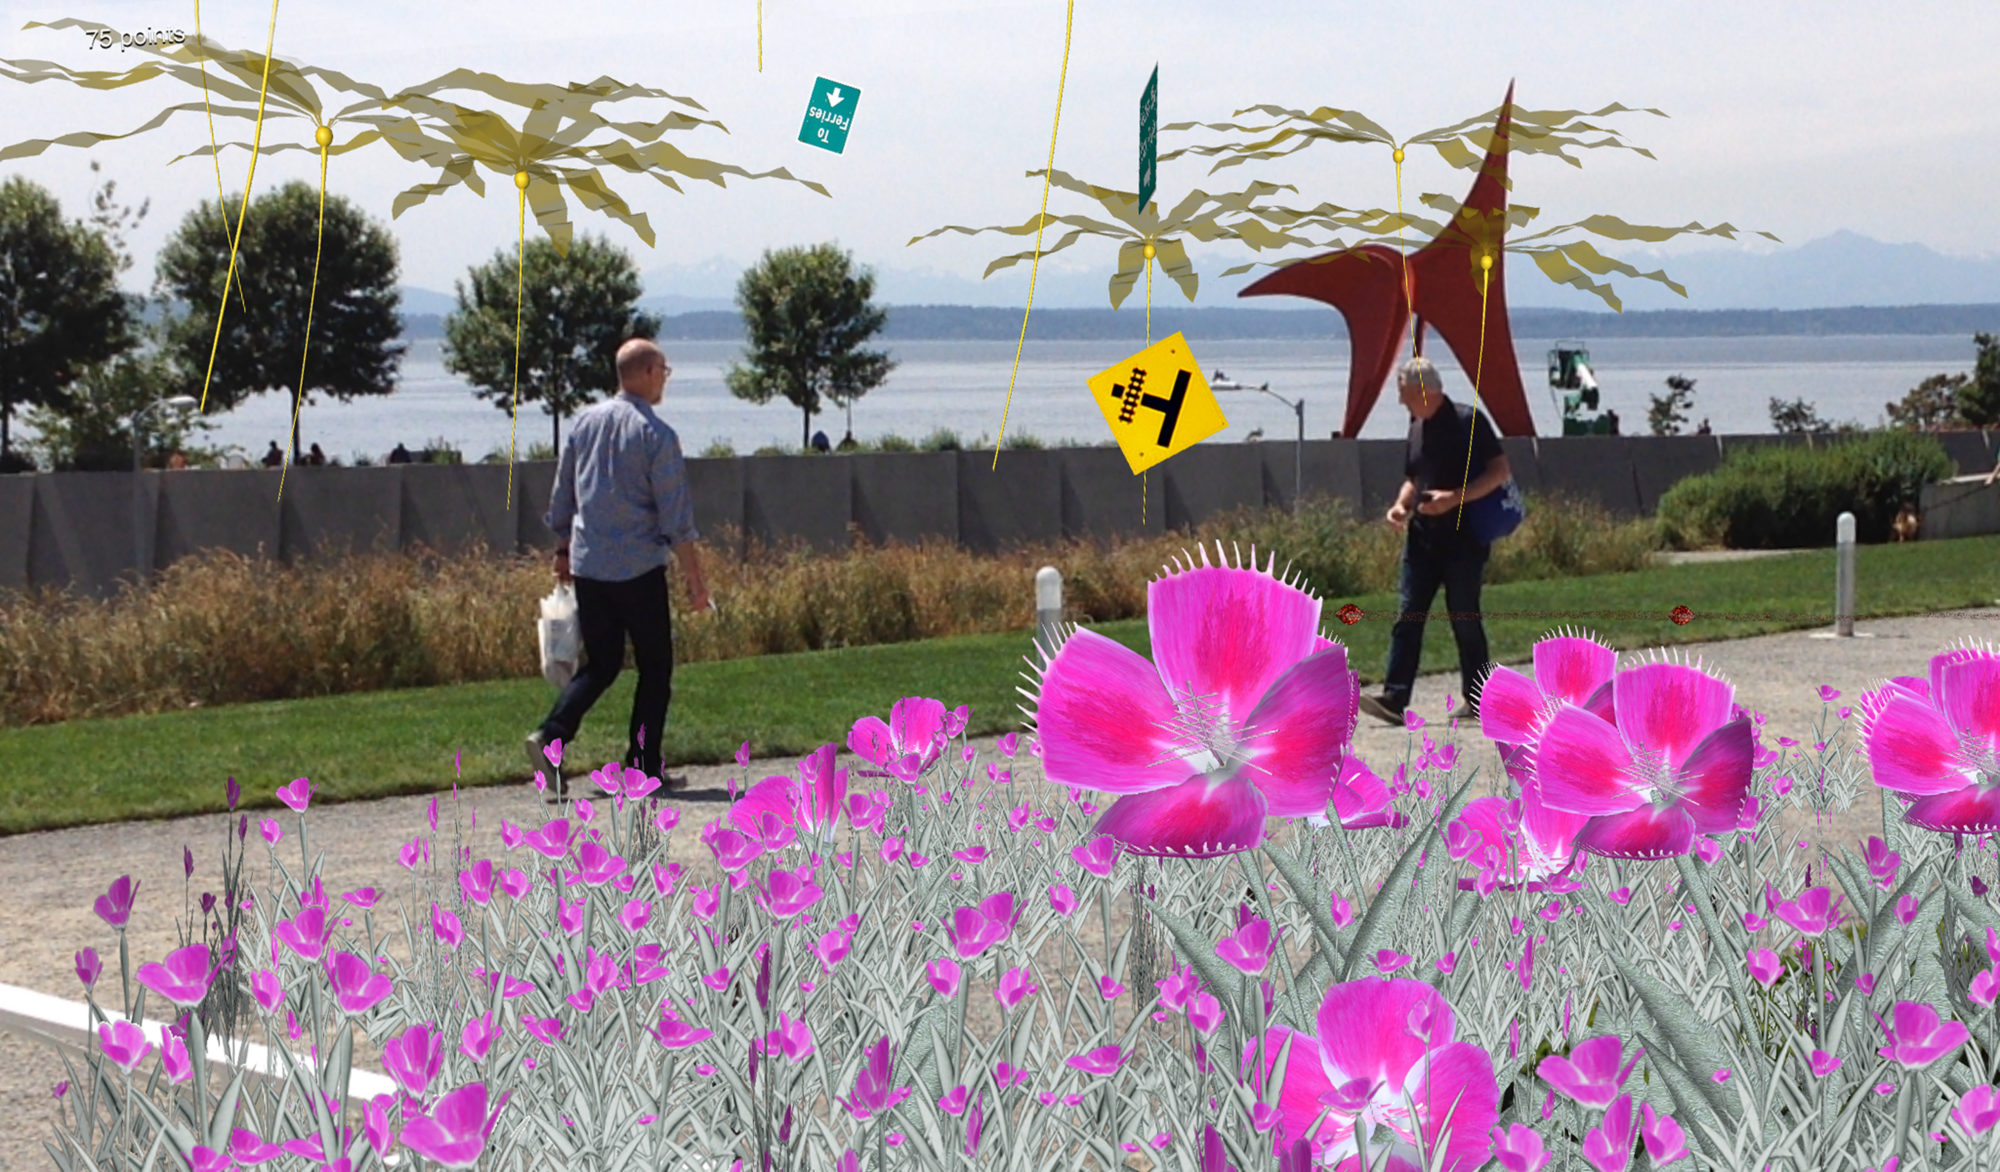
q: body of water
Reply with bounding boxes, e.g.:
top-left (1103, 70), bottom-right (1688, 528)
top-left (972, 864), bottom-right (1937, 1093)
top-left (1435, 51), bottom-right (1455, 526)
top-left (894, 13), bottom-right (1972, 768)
top-left (31, 334), bottom-right (1983, 464)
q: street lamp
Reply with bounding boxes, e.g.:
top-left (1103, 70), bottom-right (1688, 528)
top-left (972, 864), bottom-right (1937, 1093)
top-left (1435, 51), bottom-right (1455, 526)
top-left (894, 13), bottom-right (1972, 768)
top-left (131, 395), bottom-right (197, 582)
top-left (1211, 371), bottom-right (1305, 516)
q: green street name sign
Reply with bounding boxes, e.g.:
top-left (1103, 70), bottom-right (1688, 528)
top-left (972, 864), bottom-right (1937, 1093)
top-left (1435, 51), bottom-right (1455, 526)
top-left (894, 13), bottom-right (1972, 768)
top-left (799, 76), bottom-right (860, 154)
top-left (1139, 64), bottom-right (1157, 213)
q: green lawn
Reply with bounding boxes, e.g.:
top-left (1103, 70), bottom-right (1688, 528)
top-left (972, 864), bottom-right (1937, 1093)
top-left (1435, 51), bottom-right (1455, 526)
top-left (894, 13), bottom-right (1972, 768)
top-left (3, 535), bottom-right (1994, 835)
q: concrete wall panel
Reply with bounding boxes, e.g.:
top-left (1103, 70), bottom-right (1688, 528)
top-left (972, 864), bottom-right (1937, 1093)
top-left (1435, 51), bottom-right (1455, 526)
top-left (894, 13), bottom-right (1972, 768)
top-left (742, 456), bottom-right (851, 557)
top-left (1164, 443), bottom-right (1263, 532)
top-left (959, 450), bottom-right (1061, 556)
top-left (401, 464), bottom-right (515, 557)
top-left (1936, 430), bottom-right (1993, 479)
top-left (514, 461), bottom-right (560, 550)
top-left (1356, 440), bottom-right (1408, 518)
top-left (1537, 437), bottom-right (1643, 518)
top-left (0, 477), bottom-right (33, 593)
top-left (852, 452), bottom-right (956, 548)
top-left (28, 473), bottom-right (136, 599)
top-left (1632, 435), bottom-right (1724, 516)
top-left (1061, 447), bottom-right (1165, 546)
top-left (684, 458), bottom-right (745, 555)
top-left (1500, 437), bottom-right (1540, 500)
top-left (278, 467), bottom-right (400, 563)
top-left (1260, 440), bottom-right (1366, 520)
top-left (158, 469), bottom-right (280, 571)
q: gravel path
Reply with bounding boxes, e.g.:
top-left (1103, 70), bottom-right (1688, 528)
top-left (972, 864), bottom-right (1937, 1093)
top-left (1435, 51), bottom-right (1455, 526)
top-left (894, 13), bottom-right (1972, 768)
top-left (4, 605), bottom-right (1997, 1170)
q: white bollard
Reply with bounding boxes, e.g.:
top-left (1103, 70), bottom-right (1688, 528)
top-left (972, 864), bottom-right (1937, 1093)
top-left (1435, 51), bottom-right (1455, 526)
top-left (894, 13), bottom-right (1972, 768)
top-left (1036, 566), bottom-right (1063, 661)
top-left (1836, 511), bottom-right (1855, 637)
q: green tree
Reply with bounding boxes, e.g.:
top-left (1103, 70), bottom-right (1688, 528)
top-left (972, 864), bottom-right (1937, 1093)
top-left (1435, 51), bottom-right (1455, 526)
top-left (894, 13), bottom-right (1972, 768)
top-left (1884, 372), bottom-right (1968, 432)
top-left (1960, 331), bottom-right (2000, 427)
top-left (1649, 374), bottom-right (1696, 436)
top-left (725, 243), bottom-right (894, 448)
top-left (1769, 395), bottom-right (1833, 435)
top-left (155, 180), bottom-right (404, 462)
top-left (0, 175), bottom-right (134, 468)
top-left (442, 233), bottom-right (660, 453)
top-left (22, 348), bottom-right (215, 470)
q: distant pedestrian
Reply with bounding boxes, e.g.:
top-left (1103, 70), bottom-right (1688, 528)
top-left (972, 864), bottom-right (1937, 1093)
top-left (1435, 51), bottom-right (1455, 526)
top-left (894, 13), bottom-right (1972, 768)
top-left (307, 443), bottom-right (327, 466)
top-left (1696, 418), bottom-right (1712, 435)
top-left (811, 429), bottom-right (831, 454)
top-left (837, 431), bottom-right (858, 452)
top-left (388, 442), bottom-right (414, 465)
top-left (1357, 357), bottom-right (1507, 726)
top-left (166, 451), bottom-right (188, 470)
top-left (528, 338), bottom-right (712, 797)
top-left (260, 442), bottom-right (284, 468)
top-left (1604, 409), bottom-right (1620, 435)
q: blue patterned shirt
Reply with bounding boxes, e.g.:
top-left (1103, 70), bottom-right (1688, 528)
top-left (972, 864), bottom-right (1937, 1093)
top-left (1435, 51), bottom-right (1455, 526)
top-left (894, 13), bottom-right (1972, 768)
top-left (545, 391), bottom-right (700, 582)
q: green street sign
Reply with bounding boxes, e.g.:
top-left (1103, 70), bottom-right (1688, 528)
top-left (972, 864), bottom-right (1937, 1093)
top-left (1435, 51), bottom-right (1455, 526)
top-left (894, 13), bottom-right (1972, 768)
top-left (1139, 64), bottom-right (1157, 213)
top-left (799, 76), bottom-right (860, 154)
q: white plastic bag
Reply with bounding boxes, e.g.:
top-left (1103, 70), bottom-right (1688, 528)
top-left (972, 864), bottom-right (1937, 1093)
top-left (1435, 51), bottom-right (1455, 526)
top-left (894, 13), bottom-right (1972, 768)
top-left (539, 584), bottom-right (582, 689)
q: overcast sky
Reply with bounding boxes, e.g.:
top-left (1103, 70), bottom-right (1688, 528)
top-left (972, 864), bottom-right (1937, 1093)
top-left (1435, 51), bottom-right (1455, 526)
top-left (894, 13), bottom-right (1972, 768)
top-left (5, 0), bottom-right (1995, 307)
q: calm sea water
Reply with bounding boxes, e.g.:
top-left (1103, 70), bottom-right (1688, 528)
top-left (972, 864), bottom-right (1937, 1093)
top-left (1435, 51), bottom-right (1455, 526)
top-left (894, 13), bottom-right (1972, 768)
top-left (40, 335), bottom-right (1983, 463)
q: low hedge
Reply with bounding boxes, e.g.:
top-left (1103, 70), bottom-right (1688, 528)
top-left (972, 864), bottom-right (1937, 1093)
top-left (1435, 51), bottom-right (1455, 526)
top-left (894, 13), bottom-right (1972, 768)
top-left (1656, 430), bottom-right (1954, 549)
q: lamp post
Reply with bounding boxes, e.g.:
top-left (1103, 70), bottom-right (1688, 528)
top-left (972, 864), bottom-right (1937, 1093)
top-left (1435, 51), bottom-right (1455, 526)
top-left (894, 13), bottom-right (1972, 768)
top-left (1211, 371), bottom-right (1305, 516)
top-left (131, 395), bottom-right (197, 583)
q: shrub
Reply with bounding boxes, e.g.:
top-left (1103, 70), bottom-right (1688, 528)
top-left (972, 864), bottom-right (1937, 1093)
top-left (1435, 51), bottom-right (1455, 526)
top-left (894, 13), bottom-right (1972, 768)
top-left (700, 438), bottom-right (739, 459)
top-left (918, 427), bottom-right (963, 452)
top-left (1656, 430), bottom-right (1954, 549)
top-left (1002, 431), bottom-right (1045, 450)
top-left (874, 433), bottom-right (916, 453)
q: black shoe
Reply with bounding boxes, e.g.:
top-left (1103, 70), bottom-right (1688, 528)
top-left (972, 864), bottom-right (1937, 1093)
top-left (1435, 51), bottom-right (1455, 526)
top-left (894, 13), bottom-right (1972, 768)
top-left (1357, 693), bottom-right (1407, 726)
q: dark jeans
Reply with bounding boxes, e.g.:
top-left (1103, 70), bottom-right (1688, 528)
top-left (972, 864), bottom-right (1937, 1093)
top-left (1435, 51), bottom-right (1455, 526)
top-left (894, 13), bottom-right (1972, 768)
top-left (539, 566), bottom-right (673, 778)
top-left (1382, 532), bottom-right (1492, 714)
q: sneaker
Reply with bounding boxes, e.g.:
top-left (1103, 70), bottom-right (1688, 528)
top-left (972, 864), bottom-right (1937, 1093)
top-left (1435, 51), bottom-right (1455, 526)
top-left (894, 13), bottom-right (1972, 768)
top-left (1356, 693), bottom-right (1407, 726)
top-left (527, 731), bottom-right (564, 802)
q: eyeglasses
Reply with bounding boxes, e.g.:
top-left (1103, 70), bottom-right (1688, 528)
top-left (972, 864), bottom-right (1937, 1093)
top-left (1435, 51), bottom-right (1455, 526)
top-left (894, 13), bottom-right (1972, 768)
top-left (659, 364), bottom-right (673, 379)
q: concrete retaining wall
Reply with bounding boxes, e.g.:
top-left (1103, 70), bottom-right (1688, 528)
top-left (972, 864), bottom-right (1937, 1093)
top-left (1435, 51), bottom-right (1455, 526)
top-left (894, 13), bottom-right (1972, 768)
top-left (6, 431), bottom-right (1997, 598)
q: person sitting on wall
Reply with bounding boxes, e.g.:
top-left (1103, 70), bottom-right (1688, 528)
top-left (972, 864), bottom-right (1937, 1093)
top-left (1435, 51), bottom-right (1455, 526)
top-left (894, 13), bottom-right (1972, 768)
top-left (837, 431), bottom-right (858, 451)
top-left (388, 442), bottom-right (414, 464)
top-left (307, 443), bottom-right (327, 466)
top-left (166, 451), bottom-right (188, 470)
top-left (1696, 418), bottom-right (1712, 435)
top-left (261, 441), bottom-right (284, 467)
top-left (811, 430), bottom-right (831, 454)
top-left (1604, 409), bottom-right (1620, 435)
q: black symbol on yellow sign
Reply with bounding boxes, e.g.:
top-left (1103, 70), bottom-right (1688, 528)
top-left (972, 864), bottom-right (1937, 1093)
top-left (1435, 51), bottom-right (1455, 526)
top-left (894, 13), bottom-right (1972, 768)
top-left (1106, 366), bottom-right (1190, 446)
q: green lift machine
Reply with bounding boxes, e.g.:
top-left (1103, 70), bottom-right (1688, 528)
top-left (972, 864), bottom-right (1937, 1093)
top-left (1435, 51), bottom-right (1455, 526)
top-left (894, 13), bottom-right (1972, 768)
top-left (1548, 341), bottom-right (1619, 436)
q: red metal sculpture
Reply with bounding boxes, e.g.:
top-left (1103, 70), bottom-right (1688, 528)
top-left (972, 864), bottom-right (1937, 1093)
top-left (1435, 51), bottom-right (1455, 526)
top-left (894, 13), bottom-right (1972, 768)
top-left (1239, 81), bottom-right (1535, 437)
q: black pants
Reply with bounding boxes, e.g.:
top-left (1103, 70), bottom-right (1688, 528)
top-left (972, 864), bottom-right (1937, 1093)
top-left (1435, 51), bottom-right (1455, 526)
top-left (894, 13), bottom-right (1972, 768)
top-left (538, 566), bottom-right (673, 778)
top-left (1382, 532), bottom-right (1492, 715)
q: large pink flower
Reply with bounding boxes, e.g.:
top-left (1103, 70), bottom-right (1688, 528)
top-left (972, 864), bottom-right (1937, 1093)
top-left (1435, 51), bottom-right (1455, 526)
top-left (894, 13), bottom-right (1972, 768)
top-left (1447, 772), bottom-right (1588, 894)
top-left (1520, 652), bottom-right (1752, 859)
top-left (729, 743), bottom-right (849, 841)
top-left (850, 698), bottom-right (951, 781)
top-left (1478, 632), bottom-right (1620, 746)
top-left (1260, 979), bottom-right (1498, 1172)
top-left (1029, 543), bottom-right (1360, 857)
top-left (1859, 644), bottom-right (2000, 833)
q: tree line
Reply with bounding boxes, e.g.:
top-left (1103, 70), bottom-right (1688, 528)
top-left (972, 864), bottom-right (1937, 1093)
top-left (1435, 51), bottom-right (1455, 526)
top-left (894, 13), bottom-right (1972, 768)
top-left (0, 165), bottom-right (892, 472)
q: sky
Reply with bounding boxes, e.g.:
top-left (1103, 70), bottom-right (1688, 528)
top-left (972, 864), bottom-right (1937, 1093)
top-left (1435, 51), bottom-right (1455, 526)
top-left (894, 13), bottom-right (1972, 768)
top-left (4, 0), bottom-right (1997, 310)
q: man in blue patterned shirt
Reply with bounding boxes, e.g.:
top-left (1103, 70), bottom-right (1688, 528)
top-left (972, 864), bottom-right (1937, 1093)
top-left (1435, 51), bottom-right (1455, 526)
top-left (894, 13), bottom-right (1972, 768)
top-left (528, 338), bottom-right (711, 796)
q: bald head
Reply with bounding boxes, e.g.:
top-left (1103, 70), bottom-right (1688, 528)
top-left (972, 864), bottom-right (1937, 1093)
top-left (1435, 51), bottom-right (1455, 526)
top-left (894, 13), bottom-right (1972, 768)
top-left (616, 338), bottom-right (669, 403)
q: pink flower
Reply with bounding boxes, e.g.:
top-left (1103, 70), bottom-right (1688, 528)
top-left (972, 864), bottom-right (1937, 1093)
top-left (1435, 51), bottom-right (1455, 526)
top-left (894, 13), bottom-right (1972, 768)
top-left (1863, 836), bottom-right (1902, 888)
top-left (325, 951), bottom-right (394, 1015)
top-left (135, 944), bottom-right (215, 1008)
top-left (994, 966), bottom-right (1038, 1011)
top-left (1539, 1035), bottom-right (1643, 1109)
top-left (1329, 891), bottom-right (1355, 927)
top-left (1878, 1000), bottom-right (1970, 1068)
top-left (460, 1014), bottom-right (500, 1063)
top-left (1032, 546), bottom-right (1371, 858)
top-left (840, 1037), bottom-right (912, 1121)
top-left (1188, 991), bottom-right (1225, 1035)
top-left (431, 903), bottom-right (464, 950)
top-left (1071, 835), bottom-right (1120, 878)
top-left (1374, 949), bottom-right (1411, 975)
top-left (261, 818), bottom-right (284, 845)
top-left (1066, 1045), bottom-right (1123, 1076)
top-left (1774, 886), bottom-right (1841, 936)
top-left (927, 958), bottom-right (963, 998)
top-left (943, 892), bottom-right (1020, 960)
top-left (648, 1007), bottom-right (714, 1049)
top-left (94, 876), bottom-right (139, 929)
top-left (1518, 651), bottom-right (1752, 859)
top-left (755, 869), bottom-right (824, 920)
top-left (1859, 650), bottom-right (2000, 832)
top-left (521, 1014), bottom-right (565, 1046)
top-left (1259, 978), bottom-right (1497, 1172)
top-left (850, 697), bottom-right (950, 781)
top-left (1897, 894), bottom-right (1919, 924)
top-left (1216, 916), bottom-right (1276, 975)
top-left (1447, 787), bottom-right (1589, 893)
top-left (1746, 948), bottom-right (1781, 987)
top-left (1049, 884), bottom-right (1078, 917)
top-left (383, 1023), bottom-right (444, 1103)
top-left (1955, 1085), bottom-right (2000, 1136)
top-left (398, 1082), bottom-right (510, 1168)
top-left (1582, 1093), bottom-right (1637, 1172)
top-left (1640, 1103), bottom-right (1689, 1166)
top-left (75, 948), bottom-right (101, 989)
top-left (1810, 1049), bottom-right (1842, 1077)
top-left (98, 1020), bottom-right (153, 1073)
top-left (1492, 1123), bottom-right (1550, 1172)
top-left (275, 777), bottom-right (314, 813)
top-left (160, 1029), bottom-right (193, 1085)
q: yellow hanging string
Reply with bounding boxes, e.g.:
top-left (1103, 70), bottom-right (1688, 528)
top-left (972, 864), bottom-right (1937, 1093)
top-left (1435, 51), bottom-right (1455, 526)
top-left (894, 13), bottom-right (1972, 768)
top-left (508, 170), bottom-right (528, 511)
top-left (192, 0), bottom-right (246, 315)
top-left (1453, 253), bottom-right (1494, 532)
top-left (197, 0), bottom-right (282, 414)
top-left (276, 125), bottom-right (330, 503)
top-left (757, 0), bottom-right (762, 71)
top-left (1142, 243), bottom-right (1151, 526)
top-left (994, 0), bottom-right (1073, 471)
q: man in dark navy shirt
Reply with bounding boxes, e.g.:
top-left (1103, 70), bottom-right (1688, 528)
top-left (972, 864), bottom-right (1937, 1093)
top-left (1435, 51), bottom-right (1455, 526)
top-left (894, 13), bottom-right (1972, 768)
top-left (1356, 357), bottom-right (1511, 725)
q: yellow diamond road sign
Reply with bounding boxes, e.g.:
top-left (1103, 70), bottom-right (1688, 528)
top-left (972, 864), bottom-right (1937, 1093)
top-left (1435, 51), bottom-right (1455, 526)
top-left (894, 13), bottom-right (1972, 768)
top-left (1086, 333), bottom-right (1228, 475)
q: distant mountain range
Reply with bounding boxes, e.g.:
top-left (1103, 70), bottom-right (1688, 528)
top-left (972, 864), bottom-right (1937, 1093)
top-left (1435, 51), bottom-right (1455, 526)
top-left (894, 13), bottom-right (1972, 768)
top-left (392, 229), bottom-right (2000, 326)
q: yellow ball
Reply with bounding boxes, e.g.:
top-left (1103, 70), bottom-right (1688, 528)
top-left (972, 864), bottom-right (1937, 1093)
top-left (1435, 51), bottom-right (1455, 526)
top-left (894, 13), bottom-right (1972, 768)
top-left (1392, 148), bottom-right (1405, 164)
top-left (514, 170), bottom-right (530, 190)
top-left (314, 125), bottom-right (332, 148)
top-left (1143, 242), bottom-right (1155, 260)
top-left (1481, 254), bottom-right (1494, 271)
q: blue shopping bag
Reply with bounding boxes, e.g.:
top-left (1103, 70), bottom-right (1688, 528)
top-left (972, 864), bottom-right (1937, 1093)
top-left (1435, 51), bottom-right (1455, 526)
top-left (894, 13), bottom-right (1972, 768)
top-left (1467, 478), bottom-right (1527, 543)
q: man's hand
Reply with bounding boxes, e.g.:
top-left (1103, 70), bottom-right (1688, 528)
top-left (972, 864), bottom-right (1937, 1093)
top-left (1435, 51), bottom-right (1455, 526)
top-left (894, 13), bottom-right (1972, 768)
top-left (1416, 489), bottom-right (1465, 517)
top-left (1386, 501), bottom-right (1411, 532)
top-left (553, 546), bottom-right (572, 584)
top-left (690, 585), bottom-right (713, 612)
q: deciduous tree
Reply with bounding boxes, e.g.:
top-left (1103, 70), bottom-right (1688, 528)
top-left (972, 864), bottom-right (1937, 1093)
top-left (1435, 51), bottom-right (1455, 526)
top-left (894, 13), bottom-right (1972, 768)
top-left (725, 244), bottom-right (894, 449)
